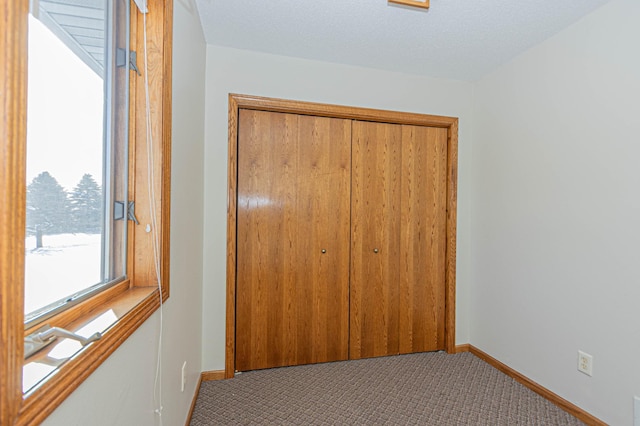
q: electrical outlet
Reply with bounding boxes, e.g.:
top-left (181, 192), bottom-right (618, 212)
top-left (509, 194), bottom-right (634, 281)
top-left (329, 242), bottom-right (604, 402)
top-left (634, 396), bottom-right (640, 426)
top-left (577, 351), bottom-right (593, 376)
top-left (181, 361), bottom-right (187, 392)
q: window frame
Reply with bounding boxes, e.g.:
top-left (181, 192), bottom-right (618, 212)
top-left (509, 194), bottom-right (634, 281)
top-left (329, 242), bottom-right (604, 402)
top-left (1, 0), bottom-right (173, 425)
top-left (24, 0), bottom-right (130, 324)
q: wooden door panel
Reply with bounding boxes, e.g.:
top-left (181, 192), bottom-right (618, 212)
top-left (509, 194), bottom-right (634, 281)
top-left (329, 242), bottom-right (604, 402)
top-left (399, 126), bottom-right (448, 354)
top-left (350, 121), bottom-right (401, 360)
top-left (236, 109), bottom-right (291, 370)
top-left (236, 109), bottom-right (351, 371)
top-left (294, 116), bottom-right (352, 364)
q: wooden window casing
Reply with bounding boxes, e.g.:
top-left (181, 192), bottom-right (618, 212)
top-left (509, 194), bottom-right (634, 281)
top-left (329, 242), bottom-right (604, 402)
top-left (0, 1), bottom-right (173, 425)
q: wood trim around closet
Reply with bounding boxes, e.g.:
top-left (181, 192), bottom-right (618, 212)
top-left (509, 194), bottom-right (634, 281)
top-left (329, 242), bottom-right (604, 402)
top-left (225, 94), bottom-right (459, 378)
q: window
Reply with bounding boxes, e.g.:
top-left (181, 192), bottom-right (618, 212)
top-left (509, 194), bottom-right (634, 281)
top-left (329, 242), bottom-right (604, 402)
top-left (25, 0), bottom-right (129, 329)
top-left (0, 0), bottom-right (173, 424)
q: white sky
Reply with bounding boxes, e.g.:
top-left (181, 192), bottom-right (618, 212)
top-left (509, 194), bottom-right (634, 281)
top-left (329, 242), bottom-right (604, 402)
top-left (26, 15), bottom-right (104, 191)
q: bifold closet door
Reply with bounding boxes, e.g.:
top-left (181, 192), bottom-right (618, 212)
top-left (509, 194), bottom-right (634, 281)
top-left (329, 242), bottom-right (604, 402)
top-left (398, 125), bottom-right (447, 354)
top-left (350, 121), bottom-right (402, 359)
top-left (236, 109), bottom-right (352, 371)
top-left (350, 121), bottom-right (447, 360)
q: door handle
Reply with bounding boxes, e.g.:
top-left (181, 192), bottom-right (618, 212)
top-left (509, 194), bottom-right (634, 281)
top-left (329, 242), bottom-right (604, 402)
top-left (373, 248), bottom-right (379, 254)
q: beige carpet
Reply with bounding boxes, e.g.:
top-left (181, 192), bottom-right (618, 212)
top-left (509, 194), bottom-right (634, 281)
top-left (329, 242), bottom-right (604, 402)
top-left (190, 352), bottom-right (584, 425)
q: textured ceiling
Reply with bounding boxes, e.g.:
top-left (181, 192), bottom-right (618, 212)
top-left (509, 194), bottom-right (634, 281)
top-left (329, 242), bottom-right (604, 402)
top-left (194, 0), bottom-right (612, 81)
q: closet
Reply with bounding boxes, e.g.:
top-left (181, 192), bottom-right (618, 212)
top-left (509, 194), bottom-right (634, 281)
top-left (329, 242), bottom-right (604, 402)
top-left (229, 95), bottom-right (457, 374)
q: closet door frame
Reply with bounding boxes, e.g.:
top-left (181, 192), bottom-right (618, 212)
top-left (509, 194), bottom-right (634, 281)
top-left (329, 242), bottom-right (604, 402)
top-left (225, 93), bottom-right (458, 378)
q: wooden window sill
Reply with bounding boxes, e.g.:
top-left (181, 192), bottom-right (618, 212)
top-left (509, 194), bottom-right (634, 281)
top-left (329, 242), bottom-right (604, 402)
top-left (18, 285), bottom-right (166, 426)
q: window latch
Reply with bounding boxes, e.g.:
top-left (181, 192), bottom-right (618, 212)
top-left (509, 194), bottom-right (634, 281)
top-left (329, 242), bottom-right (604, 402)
top-left (114, 201), bottom-right (140, 225)
top-left (24, 325), bottom-right (102, 359)
top-left (116, 48), bottom-right (142, 76)
top-left (129, 51), bottom-right (142, 76)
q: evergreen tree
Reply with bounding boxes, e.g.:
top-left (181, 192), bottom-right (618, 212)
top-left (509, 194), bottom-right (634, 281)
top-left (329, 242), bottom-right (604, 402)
top-left (26, 171), bottom-right (70, 247)
top-left (69, 173), bottom-right (103, 233)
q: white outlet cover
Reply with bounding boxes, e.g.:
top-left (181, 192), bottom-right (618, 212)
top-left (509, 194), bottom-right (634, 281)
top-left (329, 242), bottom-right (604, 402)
top-left (634, 396), bottom-right (640, 426)
top-left (181, 361), bottom-right (187, 392)
top-left (577, 350), bottom-right (593, 376)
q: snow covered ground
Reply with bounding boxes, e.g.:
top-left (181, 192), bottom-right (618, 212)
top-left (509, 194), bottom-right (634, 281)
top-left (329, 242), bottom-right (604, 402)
top-left (25, 233), bottom-right (102, 315)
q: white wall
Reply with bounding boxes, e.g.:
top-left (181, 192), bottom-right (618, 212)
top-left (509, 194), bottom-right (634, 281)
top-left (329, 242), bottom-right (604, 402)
top-left (202, 45), bottom-right (475, 371)
top-left (41, 0), bottom-right (207, 424)
top-left (471, 0), bottom-right (640, 424)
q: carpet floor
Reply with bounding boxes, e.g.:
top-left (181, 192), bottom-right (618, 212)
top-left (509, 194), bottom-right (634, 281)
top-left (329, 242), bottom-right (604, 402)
top-left (190, 352), bottom-right (585, 425)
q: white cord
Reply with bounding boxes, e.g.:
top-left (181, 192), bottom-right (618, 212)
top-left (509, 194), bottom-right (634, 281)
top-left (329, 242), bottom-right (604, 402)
top-left (141, 8), bottom-right (164, 425)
